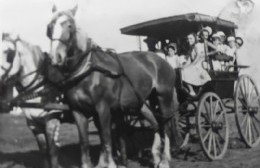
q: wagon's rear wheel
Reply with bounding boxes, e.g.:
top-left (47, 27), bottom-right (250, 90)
top-left (196, 92), bottom-right (229, 160)
top-left (234, 75), bottom-right (260, 147)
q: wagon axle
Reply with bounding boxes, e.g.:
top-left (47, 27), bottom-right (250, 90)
top-left (211, 121), bottom-right (223, 132)
top-left (248, 107), bottom-right (258, 115)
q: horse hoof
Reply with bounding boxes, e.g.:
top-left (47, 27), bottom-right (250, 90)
top-left (156, 161), bottom-right (170, 168)
top-left (82, 163), bottom-right (93, 168)
top-left (117, 165), bottom-right (127, 168)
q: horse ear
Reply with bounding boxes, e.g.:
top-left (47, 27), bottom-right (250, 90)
top-left (70, 5), bottom-right (78, 16)
top-left (52, 4), bottom-right (58, 13)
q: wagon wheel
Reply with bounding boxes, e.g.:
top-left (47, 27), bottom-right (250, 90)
top-left (196, 92), bottom-right (229, 160)
top-left (124, 115), bottom-right (147, 128)
top-left (234, 75), bottom-right (260, 147)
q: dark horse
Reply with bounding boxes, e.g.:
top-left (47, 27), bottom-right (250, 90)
top-left (47, 5), bottom-right (179, 168)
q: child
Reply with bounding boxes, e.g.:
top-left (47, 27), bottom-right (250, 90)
top-left (165, 43), bottom-right (187, 69)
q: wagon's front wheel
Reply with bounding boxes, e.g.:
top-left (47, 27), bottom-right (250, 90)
top-left (234, 75), bottom-right (260, 147)
top-left (196, 92), bottom-right (229, 160)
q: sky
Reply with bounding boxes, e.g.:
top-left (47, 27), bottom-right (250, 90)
top-left (1, 0), bottom-right (260, 81)
top-left (0, 0), bottom-right (231, 52)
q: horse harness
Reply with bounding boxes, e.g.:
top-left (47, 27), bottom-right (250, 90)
top-left (60, 48), bottom-right (176, 124)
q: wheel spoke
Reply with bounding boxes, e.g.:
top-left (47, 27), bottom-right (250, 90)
top-left (248, 116), bottom-right (252, 144)
top-left (210, 96), bottom-right (214, 119)
top-left (239, 83), bottom-right (246, 101)
top-left (212, 133), bottom-right (217, 157)
top-left (201, 124), bottom-right (211, 128)
top-left (248, 83), bottom-right (254, 102)
top-left (241, 112), bottom-right (248, 128)
top-left (215, 134), bottom-right (222, 151)
top-left (245, 116), bottom-right (249, 140)
top-left (238, 97), bottom-right (247, 108)
top-left (251, 116), bottom-right (260, 137)
top-left (207, 132), bottom-right (213, 153)
top-left (216, 131), bottom-right (225, 144)
top-left (212, 100), bottom-right (219, 120)
top-left (242, 77), bottom-right (248, 99)
top-left (215, 110), bottom-right (225, 122)
top-left (202, 112), bottom-right (210, 123)
top-left (253, 115), bottom-right (260, 124)
top-left (203, 128), bottom-right (212, 143)
top-left (204, 101), bottom-right (211, 121)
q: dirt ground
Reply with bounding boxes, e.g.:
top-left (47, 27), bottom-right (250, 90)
top-left (0, 113), bottom-right (259, 168)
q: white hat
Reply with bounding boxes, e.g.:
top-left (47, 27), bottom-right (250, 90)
top-left (202, 26), bottom-right (212, 35)
top-left (227, 36), bottom-right (235, 42)
top-left (217, 31), bottom-right (226, 37)
top-left (212, 33), bottom-right (221, 39)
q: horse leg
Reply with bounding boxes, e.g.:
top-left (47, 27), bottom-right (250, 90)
top-left (92, 115), bottom-right (107, 168)
top-left (25, 116), bottom-right (49, 168)
top-left (31, 129), bottom-right (49, 168)
top-left (45, 118), bottom-right (61, 168)
top-left (96, 103), bottom-right (116, 168)
top-left (140, 109), bottom-right (158, 130)
top-left (155, 93), bottom-right (178, 168)
top-left (113, 113), bottom-right (127, 168)
top-left (73, 110), bottom-right (92, 168)
top-left (151, 131), bottom-right (162, 168)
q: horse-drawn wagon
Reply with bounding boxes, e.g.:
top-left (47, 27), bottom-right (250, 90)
top-left (1, 10), bottom-right (260, 168)
top-left (121, 13), bottom-right (260, 160)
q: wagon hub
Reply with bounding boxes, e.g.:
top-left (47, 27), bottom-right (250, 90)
top-left (248, 106), bottom-right (258, 115)
top-left (211, 121), bottom-right (223, 132)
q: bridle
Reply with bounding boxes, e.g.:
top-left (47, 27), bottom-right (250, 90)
top-left (1, 38), bottom-right (45, 92)
top-left (1, 38), bottom-right (19, 82)
top-left (47, 13), bottom-right (77, 56)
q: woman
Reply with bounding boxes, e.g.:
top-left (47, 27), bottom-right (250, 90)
top-left (186, 33), bottom-right (197, 63)
top-left (211, 33), bottom-right (223, 70)
top-left (182, 27), bottom-right (212, 96)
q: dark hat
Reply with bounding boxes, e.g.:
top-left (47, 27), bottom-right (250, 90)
top-left (167, 43), bottom-right (177, 51)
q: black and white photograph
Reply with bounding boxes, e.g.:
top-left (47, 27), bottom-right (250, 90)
top-left (0, 0), bottom-right (260, 168)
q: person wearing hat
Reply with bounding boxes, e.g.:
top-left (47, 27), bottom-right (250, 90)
top-left (211, 33), bottom-right (224, 70)
top-left (165, 43), bottom-right (186, 69)
top-left (217, 31), bottom-right (226, 44)
top-left (198, 26), bottom-right (212, 42)
top-left (181, 36), bottom-right (211, 96)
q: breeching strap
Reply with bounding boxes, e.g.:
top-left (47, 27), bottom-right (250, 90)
top-left (112, 53), bottom-right (175, 122)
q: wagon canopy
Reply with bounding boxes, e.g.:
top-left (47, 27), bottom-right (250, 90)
top-left (120, 13), bottom-right (237, 39)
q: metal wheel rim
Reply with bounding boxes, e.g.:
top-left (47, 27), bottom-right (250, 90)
top-left (234, 75), bottom-right (260, 147)
top-left (196, 92), bottom-right (229, 160)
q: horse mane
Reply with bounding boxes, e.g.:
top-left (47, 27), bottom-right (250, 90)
top-left (17, 39), bottom-right (45, 67)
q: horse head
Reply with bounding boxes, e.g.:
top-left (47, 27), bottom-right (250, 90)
top-left (1, 33), bottom-right (22, 83)
top-left (47, 5), bottom-right (78, 66)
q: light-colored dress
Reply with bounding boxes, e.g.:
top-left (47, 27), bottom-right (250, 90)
top-left (182, 43), bottom-right (211, 86)
top-left (166, 55), bottom-right (187, 69)
top-left (213, 45), bottom-right (236, 70)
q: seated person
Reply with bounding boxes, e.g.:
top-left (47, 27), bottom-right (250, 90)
top-left (226, 36), bottom-right (237, 63)
top-left (143, 37), bottom-right (158, 52)
top-left (185, 33), bottom-right (198, 65)
top-left (165, 43), bottom-right (187, 69)
top-left (182, 26), bottom-right (212, 96)
top-left (225, 36), bottom-right (244, 67)
top-left (209, 32), bottom-right (233, 70)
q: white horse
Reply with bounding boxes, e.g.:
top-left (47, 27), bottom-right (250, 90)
top-left (1, 33), bottom-right (64, 168)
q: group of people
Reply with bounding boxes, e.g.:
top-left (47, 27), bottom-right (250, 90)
top-left (154, 26), bottom-right (244, 96)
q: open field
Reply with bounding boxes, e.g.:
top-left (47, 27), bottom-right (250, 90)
top-left (0, 113), bottom-right (259, 168)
